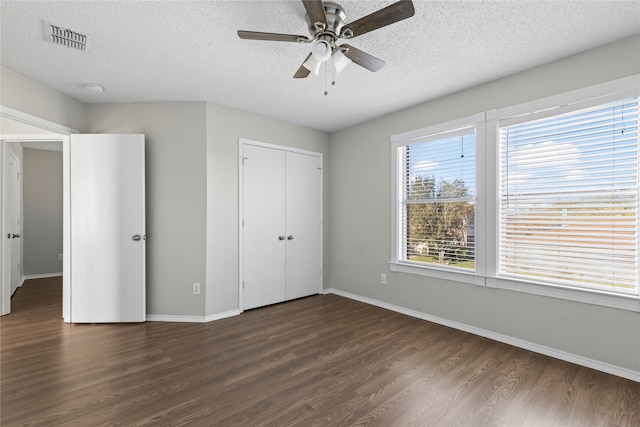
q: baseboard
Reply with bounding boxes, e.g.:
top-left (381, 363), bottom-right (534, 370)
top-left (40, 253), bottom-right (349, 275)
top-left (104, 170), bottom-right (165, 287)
top-left (146, 309), bottom-right (240, 323)
top-left (23, 273), bottom-right (63, 280)
top-left (205, 309), bottom-right (241, 322)
top-left (325, 288), bottom-right (640, 383)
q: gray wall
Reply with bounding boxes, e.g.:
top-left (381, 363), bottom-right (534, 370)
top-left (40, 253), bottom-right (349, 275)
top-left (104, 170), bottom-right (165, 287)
top-left (205, 103), bottom-right (330, 316)
top-left (22, 148), bottom-right (63, 276)
top-left (84, 102), bottom-right (331, 318)
top-left (328, 35), bottom-right (640, 374)
top-left (85, 102), bottom-right (208, 317)
top-left (1, 65), bottom-right (85, 131)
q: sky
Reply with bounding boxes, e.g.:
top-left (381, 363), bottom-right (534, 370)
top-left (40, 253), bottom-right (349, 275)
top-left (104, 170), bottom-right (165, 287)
top-left (406, 133), bottom-right (476, 198)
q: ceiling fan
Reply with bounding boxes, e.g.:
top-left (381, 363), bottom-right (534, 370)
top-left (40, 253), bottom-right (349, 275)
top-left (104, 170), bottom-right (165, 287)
top-left (237, 0), bottom-right (415, 78)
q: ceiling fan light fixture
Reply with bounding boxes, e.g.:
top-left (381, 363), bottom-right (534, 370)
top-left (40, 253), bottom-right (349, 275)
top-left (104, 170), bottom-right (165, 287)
top-left (333, 49), bottom-right (352, 73)
top-left (310, 39), bottom-right (332, 62)
top-left (302, 55), bottom-right (323, 75)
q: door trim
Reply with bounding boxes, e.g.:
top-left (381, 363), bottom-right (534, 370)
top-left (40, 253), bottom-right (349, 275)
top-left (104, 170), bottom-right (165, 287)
top-left (238, 138), bottom-right (323, 312)
top-left (0, 106), bottom-right (79, 135)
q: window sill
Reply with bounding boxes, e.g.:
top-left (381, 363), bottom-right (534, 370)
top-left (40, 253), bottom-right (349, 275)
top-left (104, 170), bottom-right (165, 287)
top-left (389, 261), bottom-right (485, 286)
top-left (389, 261), bottom-right (640, 312)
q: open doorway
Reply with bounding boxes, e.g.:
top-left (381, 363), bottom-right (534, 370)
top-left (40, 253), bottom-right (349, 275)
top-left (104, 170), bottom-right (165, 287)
top-left (1, 109), bottom-right (74, 317)
top-left (2, 139), bottom-right (64, 317)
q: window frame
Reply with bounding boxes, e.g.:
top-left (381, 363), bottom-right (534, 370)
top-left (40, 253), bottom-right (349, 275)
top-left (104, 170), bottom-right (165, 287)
top-left (390, 75), bottom-right (640, 312)
top-left (391, 113), bottom-right (486, 286)
top-left (497, 97), bottom-right (639, 295)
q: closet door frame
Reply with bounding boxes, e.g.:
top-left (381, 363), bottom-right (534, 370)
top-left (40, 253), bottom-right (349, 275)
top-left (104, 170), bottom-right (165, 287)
top-left (238, 138), bottom-right (323, 312)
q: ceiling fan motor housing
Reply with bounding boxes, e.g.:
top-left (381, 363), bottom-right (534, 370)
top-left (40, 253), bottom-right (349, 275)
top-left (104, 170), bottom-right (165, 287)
top-left (307, 2), bottom-right (347, 41)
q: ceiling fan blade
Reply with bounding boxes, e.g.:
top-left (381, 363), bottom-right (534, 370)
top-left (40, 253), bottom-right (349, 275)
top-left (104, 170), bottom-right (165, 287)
top-left (237, 30), bottom-right (310, 43)
top-left (302, 0), bottom-right (328, 30)
top-left (341, 44), bottom-right (385, 72)
top-left (341, 1), bottom-right (415, 38)
top-left (294, 53), bottom-right (312, 78)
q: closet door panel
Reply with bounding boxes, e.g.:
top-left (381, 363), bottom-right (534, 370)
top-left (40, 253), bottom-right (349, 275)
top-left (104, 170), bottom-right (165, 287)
top-left (242, 144), bottom-right (286, 310)
top-left (285, 151), bottom-right (321, 300)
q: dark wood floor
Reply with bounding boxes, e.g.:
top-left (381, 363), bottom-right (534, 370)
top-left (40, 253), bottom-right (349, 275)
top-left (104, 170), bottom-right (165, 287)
top-left (1, 278), bottom-right (639, 426)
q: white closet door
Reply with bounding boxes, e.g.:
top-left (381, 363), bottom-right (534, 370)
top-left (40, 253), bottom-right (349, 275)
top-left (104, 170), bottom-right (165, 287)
top-left (242, 144), bottom-right (286, 310)
top-left (285, 151), bottom-right (321, 300)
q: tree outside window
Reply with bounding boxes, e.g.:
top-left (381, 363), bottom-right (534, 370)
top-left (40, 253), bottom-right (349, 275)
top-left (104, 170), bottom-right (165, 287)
top-left (401, 133), bottom-right (475, 270)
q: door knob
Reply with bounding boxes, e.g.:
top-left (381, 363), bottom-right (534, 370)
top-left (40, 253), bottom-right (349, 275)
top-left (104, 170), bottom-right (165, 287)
top-left (287, 235), bottom-right (294, 240)
top-left (131, 234), bottom-right (142, 241)
top-left (278, 235), bottom-right (285, 241)
top-left (12, 234), bottom-right (20, 238)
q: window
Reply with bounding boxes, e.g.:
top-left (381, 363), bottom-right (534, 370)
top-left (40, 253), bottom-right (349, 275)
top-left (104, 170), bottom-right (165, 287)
top-left (499, 98), bottom-right (639, 294)
top-left (391, 76), bottom-right (640, 309)
top-left (395, 119), bottom-right (476, 271)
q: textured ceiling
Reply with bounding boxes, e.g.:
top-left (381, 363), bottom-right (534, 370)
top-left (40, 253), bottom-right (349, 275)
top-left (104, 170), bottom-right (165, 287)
top-left (1, 1), bottom-right (639, 132)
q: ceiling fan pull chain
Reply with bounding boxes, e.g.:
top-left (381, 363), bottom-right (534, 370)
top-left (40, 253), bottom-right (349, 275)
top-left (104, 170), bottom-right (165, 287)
top-left (324, 61), bottom-right (329, 96)
top-left (331, 55), bottom-right (337, 88)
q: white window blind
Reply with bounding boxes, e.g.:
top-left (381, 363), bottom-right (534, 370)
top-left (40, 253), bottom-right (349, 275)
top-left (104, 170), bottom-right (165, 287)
top-left (399, 131), bottom-right (476, 270)
top-left (499, 97), bottom-right (639, 293)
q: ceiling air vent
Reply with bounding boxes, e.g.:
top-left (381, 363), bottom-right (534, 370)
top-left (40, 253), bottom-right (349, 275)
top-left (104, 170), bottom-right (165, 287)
top-left (43, 20), bottom-right (91, 52)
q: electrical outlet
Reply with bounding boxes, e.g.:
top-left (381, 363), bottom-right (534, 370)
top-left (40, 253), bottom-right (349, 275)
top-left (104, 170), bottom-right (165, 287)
top-left (58, 253), bottom-right (63, 261)
top-left (381, 274), bottom-right (387, 285)
top-left (193, 283), bottom-right (200, 295)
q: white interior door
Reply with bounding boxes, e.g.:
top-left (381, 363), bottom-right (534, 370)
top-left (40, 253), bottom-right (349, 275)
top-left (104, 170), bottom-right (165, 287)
top-left (8, 152), bottom-right (21, 296)
top-left (69, 134), bottom-right (145, 322)
top-left (285, 151), bottom-right (321, 300)
top-left (242, 144), bottom-right (286, 310)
